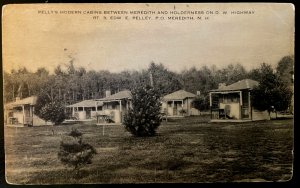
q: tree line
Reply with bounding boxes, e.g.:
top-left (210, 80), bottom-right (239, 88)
top-left (3, 55), bottom-right (294, 108)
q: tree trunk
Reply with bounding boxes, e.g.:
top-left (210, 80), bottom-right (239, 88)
top-left (12, 85), bottom-right (14, 100)
top-left (59, 88), bottom-right (61, 100)
top-left (50, 87), bottom-right (53, 102)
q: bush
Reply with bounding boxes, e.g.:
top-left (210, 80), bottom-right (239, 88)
top-left (58, 128), bottom-right (97, 175)
top-left (123, 85), bottom-right (162, 137)
top-left (192, 95), bottom-right (210, 111)
top-left (39, 101), bottom-right (66, 125)
top-left (179, 109), bottom-right (187, 116)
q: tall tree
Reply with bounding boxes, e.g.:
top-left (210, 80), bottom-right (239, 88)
top-left (148, 62), bottom-right (182, 95)
top-left (251, 63), bottom-right (292, 116)
top-left (276, 55), bottom-right (294, 85)
top-left (248, 63), bottom-right (273, 81)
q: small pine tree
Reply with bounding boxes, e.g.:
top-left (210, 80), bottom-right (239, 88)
top-left (123, 85), bottom-right (162, 137)
top-left (58, 128), bottom-right (97, 175)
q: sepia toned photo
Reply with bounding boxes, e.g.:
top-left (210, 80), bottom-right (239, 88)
top-left (2, 3), bottom-right (294, 184)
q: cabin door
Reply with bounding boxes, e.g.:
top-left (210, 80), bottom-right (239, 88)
top-left (86, 108), bottom-right (91, 119)
top-left (173, 102), bottom-right (178, 116)
top-left (241, 91), bottom-right (250, 119)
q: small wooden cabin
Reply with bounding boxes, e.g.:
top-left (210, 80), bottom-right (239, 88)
top-left (95, 90), bottom-right (132, 124)
top-left (4, 96), bottom-right (53, 126)
top-left (66, 100), bottom-right (103, 120)
top-left (161, 90), bottom-right (200, 117)
top-left (209, 79), bottom-right (270, 122)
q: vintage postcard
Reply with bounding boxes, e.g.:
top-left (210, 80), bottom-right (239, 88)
top-left (2, 3), bottom-right (294, 184)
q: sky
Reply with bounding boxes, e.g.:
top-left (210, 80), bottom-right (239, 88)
top-left (2, 3), bottom-right (295, 74)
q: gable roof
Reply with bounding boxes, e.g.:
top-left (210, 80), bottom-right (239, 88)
top-left (163, 90), bottom-right (196, 101)
top-left (211, 79), bottom-right (259, 92)
top-left (5, 96), bottom-right (38, 108)
top-left (97, 90), bottom-right (132, 101)
top-left (67, 100), bottom-right (103, 108)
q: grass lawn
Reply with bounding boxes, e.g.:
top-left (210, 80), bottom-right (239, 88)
top-left (4, 115), bottom-right (293, 184)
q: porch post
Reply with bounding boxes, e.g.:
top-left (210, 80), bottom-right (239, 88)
top-left (182, 99), bottom-right (184, 116)
top-left (119, 100), bottom-right (123, 123)
top-left (119, 100), bottom-right (122, 112)
top-left (209, 92), bottom-right (212, 107)
top-left (239, 91), bottom-right (242, 119)
top-left (172, 100), bottom-right (175, 116)
top-left (29, 106), bottom-right (33, 126)
top-left (72, 107), bottom-right (75, 116)
top-left (29, 105), bottom-right (32, 117)
top-left (239, 91), bottom-right (243, 106)
top-left (209, 92), bottom-right (212, 119)
top-left (249, 91), bottom-right (252, 120)
top-left (166, 101), bottom-right (169, 116)
top-left (32, 106), bottom-right (34, 125)
top-left (22, 105), bottom-right (25, 125)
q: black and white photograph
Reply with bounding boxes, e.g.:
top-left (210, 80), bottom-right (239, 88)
top-left (2, 3), bottom-right (294, 184)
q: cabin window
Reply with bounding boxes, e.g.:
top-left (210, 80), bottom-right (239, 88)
top-left (224, 93), bottom-right (239, 103)
top-left (78, 107), bottom-right (83, 111)
top-left (91, 107), bottom-right (96, 111)
top-left (168, 101), bottom-right (172, 107)
top-left (8, 112), bottom-right (13, 117)
top-left (97, 106), bottom-right (102, 111)
top-left (112, 103), bottom-right (116, 109)
top-left (13, 106), bottom-right (23, 111)
top-left (219, 96), bottom-right (224, 103)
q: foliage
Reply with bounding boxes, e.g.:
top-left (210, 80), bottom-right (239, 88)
top-left (276, 55), bottom-right (294, 85)
top-left (192, 95), bottom-right (210, 111)
top-left (38, 100), bottom-right (66, 125)
top-left (3, 57), bottom-right (293, 112)
top-left (58, 128), bottom-right (97, 174)
top-left (214, 63), bottom-right (248, 85)
top-left (251, 63), bottom-right (293, 113)
top-left (248, 63), bottom-right (274, 82)
top-left (148, 62), bottom-right (182, 96)
top-left (179, 109), bottom-right (187, 116)
top-left (123, 85), bottom-right (162, 137)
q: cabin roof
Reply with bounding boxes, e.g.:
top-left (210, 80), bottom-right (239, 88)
top-left (210, 79), bottom-right (259, 92)
top-left (5, 96), bottom-right (38, 108)
top-left (163, 90), bottom-right (196, 101)
top-left (96, 90), bottom-right (132, 101)
top-left (67, 100), bottom-right (103, 108)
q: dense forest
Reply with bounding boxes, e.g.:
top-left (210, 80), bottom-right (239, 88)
top-left (3, 55), bottom-right (294, 107)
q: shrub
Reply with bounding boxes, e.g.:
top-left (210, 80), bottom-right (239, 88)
top-left (123, 85), bottom-right (162, 137)
top-left (192, 95), bottom-right (210, 111)
top-left (58, 128), bottom-right (97, 175)
top-left (179, 109), bottom-right (187, 116)
top-left (39, 101), bottom-right (66, 125)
